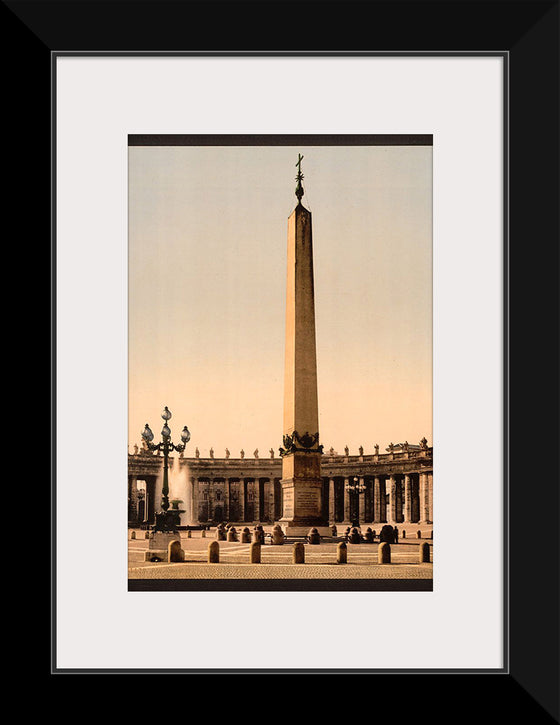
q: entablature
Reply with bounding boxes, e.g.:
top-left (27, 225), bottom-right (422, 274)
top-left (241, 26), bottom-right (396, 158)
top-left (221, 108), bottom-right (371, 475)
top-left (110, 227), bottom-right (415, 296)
top-left (128, 448), bottom-right (433, 479)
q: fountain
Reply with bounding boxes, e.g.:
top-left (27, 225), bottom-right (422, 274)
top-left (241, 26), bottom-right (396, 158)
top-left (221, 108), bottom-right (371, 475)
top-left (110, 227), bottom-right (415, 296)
top-left (167, 462), bottom-right (192, 527)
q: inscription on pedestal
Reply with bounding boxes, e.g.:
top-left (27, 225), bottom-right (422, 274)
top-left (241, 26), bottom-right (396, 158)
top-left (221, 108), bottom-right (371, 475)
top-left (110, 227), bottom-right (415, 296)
top-left (295, 488), bottom-right (321, 517)
top-left (283, 488), bottom-right (294, 518)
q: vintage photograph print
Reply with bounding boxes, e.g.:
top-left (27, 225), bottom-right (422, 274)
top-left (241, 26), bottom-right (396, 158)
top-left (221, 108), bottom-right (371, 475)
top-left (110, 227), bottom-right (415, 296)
top-left (127, 136), bottom-right (433, 590)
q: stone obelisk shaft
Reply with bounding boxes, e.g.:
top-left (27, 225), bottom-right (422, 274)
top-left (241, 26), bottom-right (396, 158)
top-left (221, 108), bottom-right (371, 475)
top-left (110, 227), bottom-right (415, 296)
top-left (279, 191), bottom-right (326, 534)
top-left (283, 204), bottom-right (319, 437)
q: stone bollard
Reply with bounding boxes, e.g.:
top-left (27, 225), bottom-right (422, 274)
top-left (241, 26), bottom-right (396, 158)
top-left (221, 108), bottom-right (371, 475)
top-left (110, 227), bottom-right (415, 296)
top-left (364, 528), bottom-right (374, 543)
top-left (168, 539), bottom-right (184, 562)
top-left (250, 542), bottom-right (261, 563)
top-left (252, 526), bottom-right (265, 544)
top-left (272, 524), bottom-right (285, 545)
top-left (331, 525), bottom-right (338, 537)
top-left (417, 530), bottom-right (422, 539)
top-left (227, 526), bottom-right (238, 542)
top-left (208, 541), bottom-right (220, 563)
top-left (130, 530), bottom-right (136, 539)
top-left (201, 529), bottom-right (206, 538)
top-left (419, 542), bottom-right (431, 563)
top-left (216, 524), bottom-right (227, 541)
top-left (241, 527), bottom-right (251, 543)
top-left (307, 527), bottom-right (321, 544)
top-left (379, 524), bottom-right (393, 543)
top-left (145, 531), bottom-right (150, 539)
top-left (337, 541), bottom-right (347, 564)
top-left (293, 542), bottom-right (305, 563)
top-left (378, 542), bottom-right (391, 564)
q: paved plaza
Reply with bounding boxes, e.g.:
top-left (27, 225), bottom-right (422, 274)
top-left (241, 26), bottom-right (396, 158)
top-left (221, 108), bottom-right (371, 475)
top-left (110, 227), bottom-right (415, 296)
top-left (128, 527), bottom-right (433, 583)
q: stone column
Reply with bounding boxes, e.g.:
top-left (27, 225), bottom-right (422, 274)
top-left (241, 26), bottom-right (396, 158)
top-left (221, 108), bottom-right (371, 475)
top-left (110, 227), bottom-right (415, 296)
top-left (428, 472), bottom-right (433, 523)
top-left (389, 476), bottom-right (397, 522)
top-left (268, 479), bottom-right (274, 521)
top-left (225, 479), bottom-right (230, 521)
top-left (419, 473), bottom-right (429, 523)
top-left (343, 478), bottom-right (351, 522)
top-left (328, 478), bottom-right (335, 524)
top-left (373, 477), bottom-right (382, 522)
top-left (189, 477), bottom-right (196, 523)
top-left (358, 477), bottom-right (365, 525)
top-left (239, 478), bottom-right (246, 522)
top-left (404, 474), bottom-right (412, 522)
top-left (418, 472), bottom-right (424, 521)
top-left (254, 478), bottom-right (261, 522)
top-left (144, 484), bottom-right (150, 524)
top-left (128, 476), bottom-right (137, 523)
top-left (381, 478), bottom-right (388, 522)
top-left (207, 480), bottom-right (213, 522)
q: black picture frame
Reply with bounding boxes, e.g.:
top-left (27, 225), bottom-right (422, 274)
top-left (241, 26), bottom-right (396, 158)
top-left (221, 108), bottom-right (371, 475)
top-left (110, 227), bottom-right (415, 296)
top-left (14, 0), bottom-right (556, 714)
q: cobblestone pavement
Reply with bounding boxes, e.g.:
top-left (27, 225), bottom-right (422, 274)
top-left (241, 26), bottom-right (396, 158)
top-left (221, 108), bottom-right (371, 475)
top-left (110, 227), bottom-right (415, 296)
top-left (128, 562), bottom-right (432, 580)
top-left (128, 529), bottom-right (433, 582)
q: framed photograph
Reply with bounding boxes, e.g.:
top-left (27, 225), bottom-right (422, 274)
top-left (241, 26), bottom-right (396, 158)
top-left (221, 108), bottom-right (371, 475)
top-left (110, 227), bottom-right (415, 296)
top-left (126, 133), bottom-right (435, 594)
top-left (26, 0), bottom-right (557, 706)
top-left (56, 53), bottom-right (503, 671)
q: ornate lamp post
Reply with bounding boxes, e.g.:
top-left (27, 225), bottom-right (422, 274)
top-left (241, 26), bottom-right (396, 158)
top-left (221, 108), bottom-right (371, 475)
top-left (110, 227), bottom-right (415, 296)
top-left (141, 406), bottom-right (191, 532)
top-left (345, 476), bottom-right (366, 527)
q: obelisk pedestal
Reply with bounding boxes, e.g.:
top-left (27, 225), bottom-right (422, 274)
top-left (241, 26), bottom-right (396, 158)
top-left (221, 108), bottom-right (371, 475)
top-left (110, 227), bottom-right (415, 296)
top-left (278, 447), bottom-right (327, 536)
top-left (278, 158), bottom-right (329, 536)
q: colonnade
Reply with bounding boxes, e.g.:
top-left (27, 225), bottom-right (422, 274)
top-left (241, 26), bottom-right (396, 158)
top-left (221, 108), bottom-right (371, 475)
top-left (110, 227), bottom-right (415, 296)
top-left (190, 471), bottom-right (432, 526)
top-left (127, 474), bottom-right (158, 526)
top-left (328, 472), bottom-right (433, 525)
top-left (191, 477), bottom-right (282, 524)
top-left (128, 469), bottom-right (433, 527)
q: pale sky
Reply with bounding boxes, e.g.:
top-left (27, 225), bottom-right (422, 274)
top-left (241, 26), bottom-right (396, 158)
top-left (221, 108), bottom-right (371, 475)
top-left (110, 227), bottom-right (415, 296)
top-left (128, 143), bottom-right (432, 457)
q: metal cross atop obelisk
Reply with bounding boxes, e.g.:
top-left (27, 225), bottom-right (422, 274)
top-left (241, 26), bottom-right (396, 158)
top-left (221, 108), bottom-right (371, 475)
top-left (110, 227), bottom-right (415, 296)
top-left (295, 153), bottom-right (305, 203)
top-left (278, 156), bottom-right (327, 535)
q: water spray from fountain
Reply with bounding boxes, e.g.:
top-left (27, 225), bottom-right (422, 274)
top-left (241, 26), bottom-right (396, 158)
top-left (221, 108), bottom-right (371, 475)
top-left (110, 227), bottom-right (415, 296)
top-left (167, 460), bottom-right (193, 526)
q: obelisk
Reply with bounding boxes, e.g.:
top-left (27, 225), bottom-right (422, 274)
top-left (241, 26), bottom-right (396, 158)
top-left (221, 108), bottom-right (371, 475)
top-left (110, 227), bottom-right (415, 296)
top-left (278, 155), bottom-right (327, 535)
